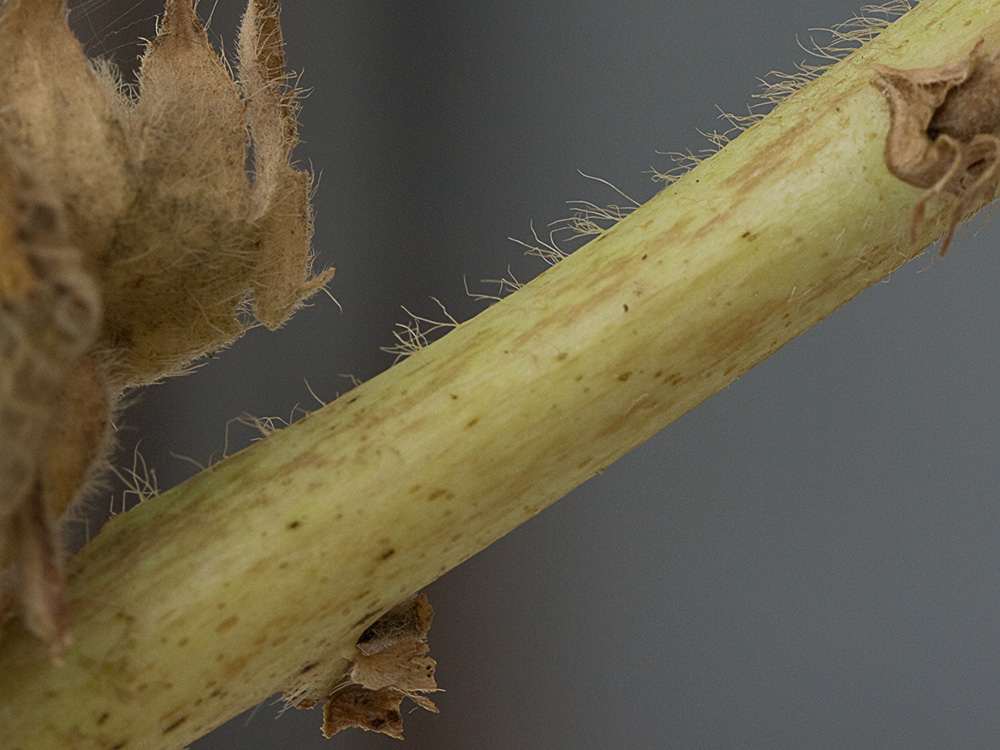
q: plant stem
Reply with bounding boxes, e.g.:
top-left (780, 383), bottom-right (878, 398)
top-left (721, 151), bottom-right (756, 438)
top-left (2, 1), bottom-right (998, 747)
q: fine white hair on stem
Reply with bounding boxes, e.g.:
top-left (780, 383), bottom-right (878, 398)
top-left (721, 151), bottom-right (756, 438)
top-left (464, 267), bottom-right (524, 304)
top-left (509, 220), bottom-right (569, 266)
top-left (648, 0), bottom-right (915, 183)
top-left (382, 298), bottom-right (460, 361)
top-left (552, 171), bottom-right (642, 239)
top-left (110, 443), bottom-right (160, 513)
top-left (385, 2), bottom-right (916, 378)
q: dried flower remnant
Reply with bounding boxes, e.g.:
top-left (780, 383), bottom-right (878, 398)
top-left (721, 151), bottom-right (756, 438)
top-left (321, 594), bottom-right (440, 739)
top-left (0, 0), bottom-right (334, 655)
top-left (0, 145), bottom-right (106, 656)
top-left (872, 39), bottom-right (1000, 255)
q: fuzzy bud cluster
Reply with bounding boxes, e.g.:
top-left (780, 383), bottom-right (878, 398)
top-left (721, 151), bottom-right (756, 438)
top-left (0, 0), bottom-right (333, 655)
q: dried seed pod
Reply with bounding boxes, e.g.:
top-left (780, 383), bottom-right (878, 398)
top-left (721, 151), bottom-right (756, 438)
top-left (0, 0), bottom-right (334, 653)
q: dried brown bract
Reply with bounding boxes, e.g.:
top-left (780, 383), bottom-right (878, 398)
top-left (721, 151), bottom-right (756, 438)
top-left (0, 0), bottom-right (333, 656)
top-left (872, 39), bottom-right (1000, 255)
top-left (322, 595), bottom-right (440, 740)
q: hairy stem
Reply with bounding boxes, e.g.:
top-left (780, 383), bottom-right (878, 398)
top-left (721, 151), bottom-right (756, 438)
top-left (2, 2), bottom-right (998, 747)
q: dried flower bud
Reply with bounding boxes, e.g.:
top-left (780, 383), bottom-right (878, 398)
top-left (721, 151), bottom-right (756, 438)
top-left (0, 0), bottom-right (333, 654)
top-left (0, 139), bottom-right (104, 653)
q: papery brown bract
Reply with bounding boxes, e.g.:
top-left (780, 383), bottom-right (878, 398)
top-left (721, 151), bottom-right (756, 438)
top-left (320, 595), bottom-right (440, 740)
top-left (872, 39), bottom-right (1000, 255)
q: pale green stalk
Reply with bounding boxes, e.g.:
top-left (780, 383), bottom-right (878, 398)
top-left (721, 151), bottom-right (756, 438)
top-left (2, 2), bottom-right (998, 748)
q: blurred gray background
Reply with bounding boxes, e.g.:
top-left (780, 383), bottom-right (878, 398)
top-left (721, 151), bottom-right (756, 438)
top-left (65, 1), bottom-right (1000, 748)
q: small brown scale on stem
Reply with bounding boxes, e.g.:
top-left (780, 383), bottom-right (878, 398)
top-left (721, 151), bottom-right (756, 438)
top-left (0, 0), bottom-right (334, 657)
top-left (873, 39), bottom-right (1000, 255)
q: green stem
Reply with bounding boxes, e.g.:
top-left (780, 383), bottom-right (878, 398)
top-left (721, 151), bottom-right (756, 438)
top-left (2, 2), bottom-right (998, 747)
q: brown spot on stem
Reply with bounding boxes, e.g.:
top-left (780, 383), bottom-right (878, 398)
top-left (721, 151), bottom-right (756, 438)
top-left (163, 716), bottom-right (188, 734)
top-left (216, 615), bottom-right (239, 633)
